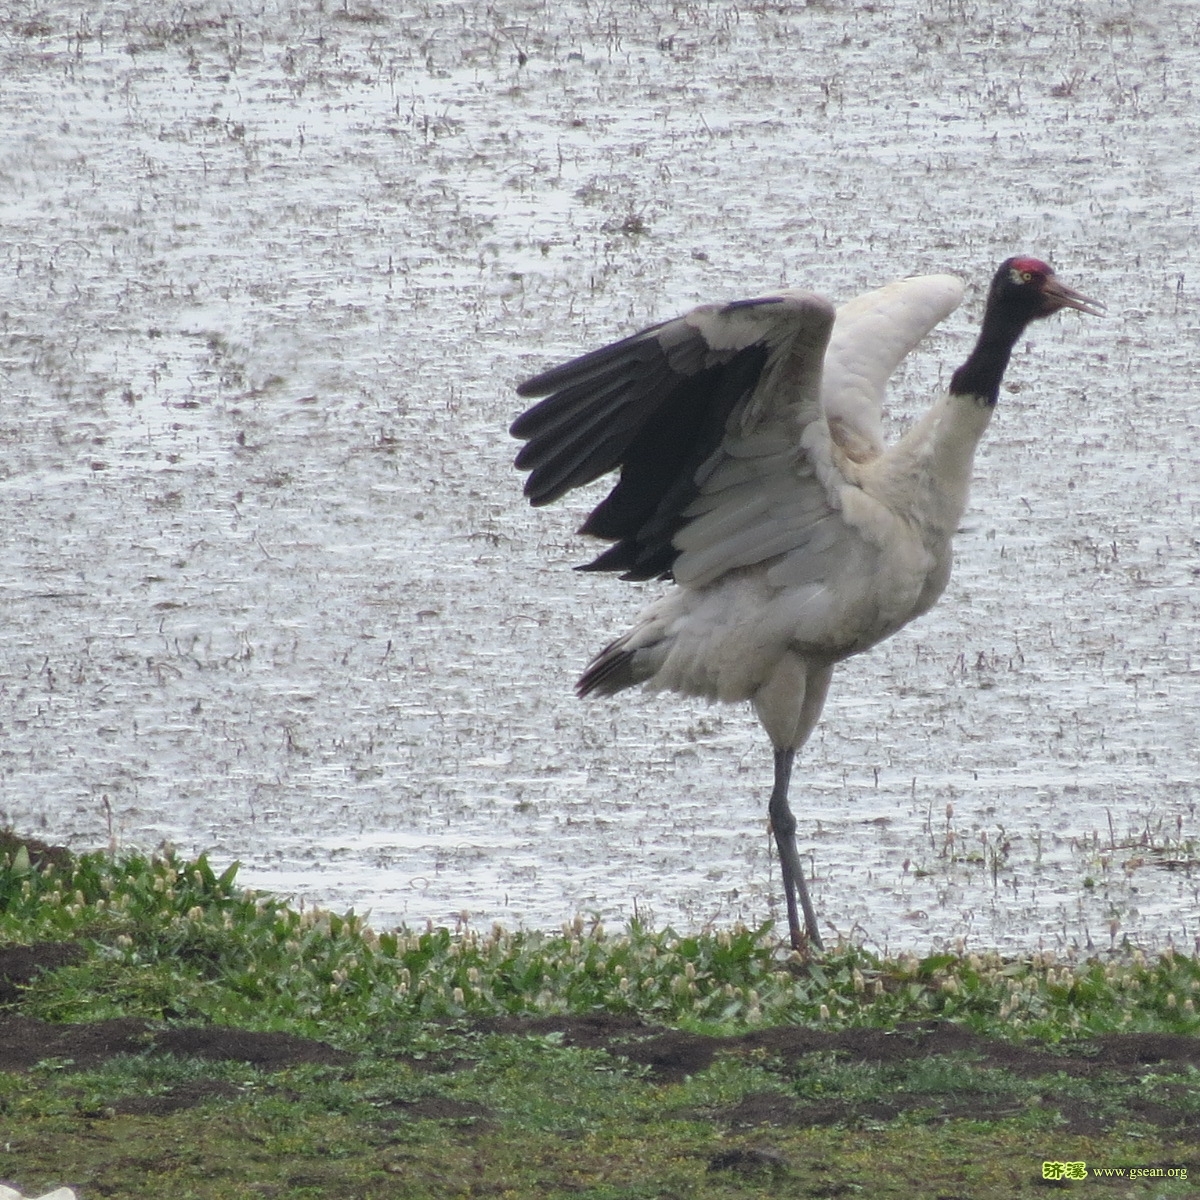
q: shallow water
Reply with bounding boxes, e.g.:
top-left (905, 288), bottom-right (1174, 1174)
top-left (1, 0), bottom-right (1197, 953)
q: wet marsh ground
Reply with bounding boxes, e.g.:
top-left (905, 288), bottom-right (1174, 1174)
top-left (0, 839), bottom-right (1197, 1198)
top-left (0, 0), bottom-right (1198, 952)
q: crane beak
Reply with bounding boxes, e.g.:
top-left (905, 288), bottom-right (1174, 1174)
top-left (1042, 276), bottom-right (1105, 317)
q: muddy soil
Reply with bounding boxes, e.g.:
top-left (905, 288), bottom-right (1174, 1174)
top-left (2, 940), bottom-right (1198, 1147)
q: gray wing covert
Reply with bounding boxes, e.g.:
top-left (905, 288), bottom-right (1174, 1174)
top-left (512, 293), bottom-right (837, 583)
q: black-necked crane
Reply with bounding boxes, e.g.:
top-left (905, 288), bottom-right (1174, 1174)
top-left (510, 257), bottom-right (1100, 952)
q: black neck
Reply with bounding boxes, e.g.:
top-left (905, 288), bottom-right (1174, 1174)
top-left (949, 298), bottom-right (1038, 405)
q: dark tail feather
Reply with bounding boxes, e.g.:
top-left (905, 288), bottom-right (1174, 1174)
top-left (577, 640), bottom-right (639, 698)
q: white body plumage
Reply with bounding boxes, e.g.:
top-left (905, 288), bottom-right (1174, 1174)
top-left (582, 276), bottom-right (981, 729)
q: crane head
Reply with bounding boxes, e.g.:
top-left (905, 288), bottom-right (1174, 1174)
top-left (997, 256), bottom-right (1104, 320)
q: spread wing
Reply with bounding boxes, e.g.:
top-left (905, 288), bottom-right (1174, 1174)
top-left (672, 275), bottom-right (967, 591)
top-left (820, 274), bottom-right (965, 460)
top-left (511, 291), bottom-right (836, 582)
top-left (511, 274), bottom-right (964, 590)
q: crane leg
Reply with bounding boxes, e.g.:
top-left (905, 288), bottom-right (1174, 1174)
top-left (769, 747), bottom-right (823, 951)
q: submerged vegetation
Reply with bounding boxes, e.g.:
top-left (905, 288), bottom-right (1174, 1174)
top-left (1, 834), bottom-right (1198, 1197)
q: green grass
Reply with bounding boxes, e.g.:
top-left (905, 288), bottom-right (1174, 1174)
top-left (1, 833), bottom-right (1198, 1198)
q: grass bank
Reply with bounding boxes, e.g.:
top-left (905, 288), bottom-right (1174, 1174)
top-left (1, 832), bottom-right (1197, 1198)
